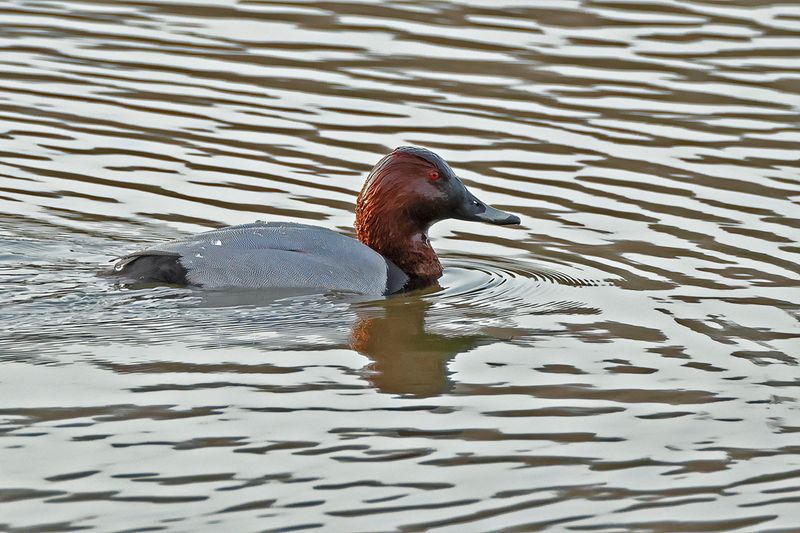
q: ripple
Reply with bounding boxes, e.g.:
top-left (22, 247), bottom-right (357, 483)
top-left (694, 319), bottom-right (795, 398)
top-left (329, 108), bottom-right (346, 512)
top-left (432, 256), bottom-right (609, 317)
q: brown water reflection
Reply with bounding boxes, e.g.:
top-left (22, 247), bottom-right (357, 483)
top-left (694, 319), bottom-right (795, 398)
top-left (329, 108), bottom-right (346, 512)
top-left (1, 0), bottom-right (799, 531)
top-left (352, 296), bottom-right (476, 397)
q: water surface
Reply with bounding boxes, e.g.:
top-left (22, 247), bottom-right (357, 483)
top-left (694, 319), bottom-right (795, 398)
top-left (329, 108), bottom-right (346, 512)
top-left (1, 0), bottom-right (799, 531)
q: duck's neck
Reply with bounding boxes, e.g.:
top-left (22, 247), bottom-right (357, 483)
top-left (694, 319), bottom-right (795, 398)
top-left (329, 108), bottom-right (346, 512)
top-left (356, 218), bottom-right (442, 287)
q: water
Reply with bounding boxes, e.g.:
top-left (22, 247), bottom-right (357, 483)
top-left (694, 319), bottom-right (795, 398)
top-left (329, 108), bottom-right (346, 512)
top-left (1, 0), bottom-right (799, 531)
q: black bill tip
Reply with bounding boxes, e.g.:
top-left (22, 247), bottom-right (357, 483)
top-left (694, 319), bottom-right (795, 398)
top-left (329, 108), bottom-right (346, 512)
top-left (468, 202), bottom-right (521, 226)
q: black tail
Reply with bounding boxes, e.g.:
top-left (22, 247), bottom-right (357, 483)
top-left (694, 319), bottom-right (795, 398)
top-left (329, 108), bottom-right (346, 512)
top-left (104, 251), bottom-right (189, 285)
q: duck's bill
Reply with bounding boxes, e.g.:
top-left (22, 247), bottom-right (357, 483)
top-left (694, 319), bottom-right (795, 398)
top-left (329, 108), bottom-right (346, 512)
top-left (455, 187), bottom-right (521, 226)
top-left (471, 203), bottom-right (520, 225)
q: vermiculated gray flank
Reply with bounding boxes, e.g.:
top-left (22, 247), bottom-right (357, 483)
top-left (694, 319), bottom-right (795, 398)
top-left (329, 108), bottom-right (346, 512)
top-left (114, 222), bottom-right (407, 295)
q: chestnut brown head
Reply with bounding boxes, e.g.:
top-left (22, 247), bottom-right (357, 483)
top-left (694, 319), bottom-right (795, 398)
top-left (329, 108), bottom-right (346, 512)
top-left (357, 146), bottom-right (519, 230)
top-left (355, 146), bottom-right (520, 283)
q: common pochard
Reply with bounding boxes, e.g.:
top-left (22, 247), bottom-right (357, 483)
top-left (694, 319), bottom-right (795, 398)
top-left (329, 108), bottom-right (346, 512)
top-left (110, 146), bottom-right (520, 294)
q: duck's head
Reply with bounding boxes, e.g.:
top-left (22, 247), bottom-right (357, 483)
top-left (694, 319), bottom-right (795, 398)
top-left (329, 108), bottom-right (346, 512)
top-left (355, 146), bottom-right (520, 286)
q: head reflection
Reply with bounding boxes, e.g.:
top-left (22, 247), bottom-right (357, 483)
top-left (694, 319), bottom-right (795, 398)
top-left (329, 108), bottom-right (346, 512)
top-left (350, 293), bottom-right (485, 397)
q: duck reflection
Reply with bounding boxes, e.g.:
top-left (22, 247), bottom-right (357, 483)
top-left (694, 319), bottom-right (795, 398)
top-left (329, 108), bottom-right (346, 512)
top-left (188, 287), bottom-right (528, 397)
top-left (350, 294), bottom-right (489, 397)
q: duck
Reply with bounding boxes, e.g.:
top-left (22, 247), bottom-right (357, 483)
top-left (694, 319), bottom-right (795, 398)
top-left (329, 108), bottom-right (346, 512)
top-left (109, 146), bottom-right (520, 295)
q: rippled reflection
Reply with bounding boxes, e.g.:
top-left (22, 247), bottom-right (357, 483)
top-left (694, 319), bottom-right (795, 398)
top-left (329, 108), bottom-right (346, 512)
top-left (1, 0), bottom-right (799, 531)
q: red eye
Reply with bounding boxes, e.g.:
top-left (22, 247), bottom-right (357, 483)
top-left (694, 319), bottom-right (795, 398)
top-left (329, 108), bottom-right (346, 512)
top-left (429, 170), bottom-right (439, 181)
